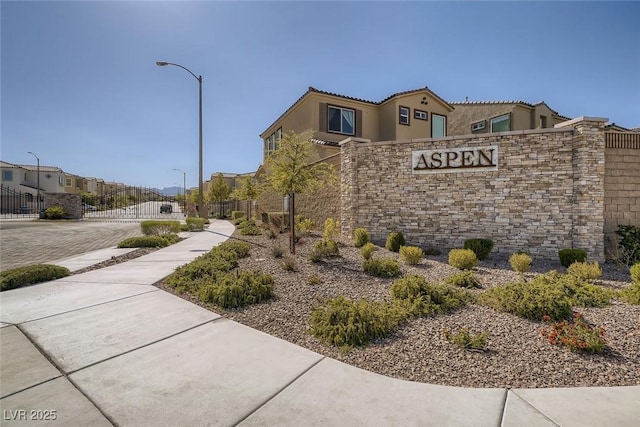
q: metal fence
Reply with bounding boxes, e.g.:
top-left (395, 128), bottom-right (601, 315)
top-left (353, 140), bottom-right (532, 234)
top-left (0, 185), bottom-right (41, 217)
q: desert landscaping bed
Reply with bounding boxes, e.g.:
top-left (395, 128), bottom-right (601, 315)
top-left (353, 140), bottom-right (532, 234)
top-left (156, 230), bottom-right (640, 389)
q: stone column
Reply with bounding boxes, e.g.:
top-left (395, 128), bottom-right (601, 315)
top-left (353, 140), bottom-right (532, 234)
top-left (558, 117), bottom-right (607, 261)
top-left (339, 137), bottom-right (369, 239)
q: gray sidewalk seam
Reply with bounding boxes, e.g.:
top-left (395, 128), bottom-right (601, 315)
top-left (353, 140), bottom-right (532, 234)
top-left (5, 325), bottom-right (115, 426)
top-left (15, 289), bottom-right (161, 325)
top-left (497, 388), bottom-right (509, 427)
top-left (232, 356), bottom-right (327, 426)
top-left (64, 316), bottom-right (225, 375)
top-left (509, 390), bottom-right (561, 426)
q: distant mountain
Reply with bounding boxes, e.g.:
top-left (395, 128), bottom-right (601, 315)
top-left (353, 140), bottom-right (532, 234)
top-left (155, 186), bottom-right (182, 196)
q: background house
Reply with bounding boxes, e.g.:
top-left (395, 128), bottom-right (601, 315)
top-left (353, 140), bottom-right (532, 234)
top-left (260, 86), bottom-right (454, 162)
top-left (447, 100), bottom-right (570, 136)
top-left (1, 161), bottom-right (66, 194)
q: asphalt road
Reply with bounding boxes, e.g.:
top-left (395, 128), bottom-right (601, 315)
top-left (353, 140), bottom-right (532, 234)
top-left (0, 220), bottom-right (144, 271)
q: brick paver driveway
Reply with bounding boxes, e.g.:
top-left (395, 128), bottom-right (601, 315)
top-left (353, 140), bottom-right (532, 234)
top-left (0, 220), bottom-right (144, 271)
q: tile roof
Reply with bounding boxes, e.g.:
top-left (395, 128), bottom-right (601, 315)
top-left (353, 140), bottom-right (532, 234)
top-left (1, 161), bottom-right (63, 172)
top-left (261, 86), bottom-right (453, 136)
top-left (449, 100), bottom-right (571, 120)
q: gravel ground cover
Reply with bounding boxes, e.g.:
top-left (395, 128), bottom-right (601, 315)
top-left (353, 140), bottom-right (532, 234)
top-left (157, 230), bottom-right (640, 389)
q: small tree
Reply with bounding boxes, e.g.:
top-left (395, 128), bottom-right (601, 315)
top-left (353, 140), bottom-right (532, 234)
top-left (208, 173), bottom-right (231, 218)
top-left (231, 176), bottom-right (259, 219)
top-left (263, 130), bottom-right (335, 254)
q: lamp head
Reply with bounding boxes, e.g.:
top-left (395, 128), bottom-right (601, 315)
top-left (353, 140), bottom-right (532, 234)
top-left (156, 61), bottom-right (169, 66)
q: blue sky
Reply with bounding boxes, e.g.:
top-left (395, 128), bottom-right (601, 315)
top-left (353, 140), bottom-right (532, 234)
top-left (2, 1), bottom-right (638, 189)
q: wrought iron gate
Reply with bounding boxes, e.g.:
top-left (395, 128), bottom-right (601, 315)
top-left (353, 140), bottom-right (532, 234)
top-left (81, 186), bottom-right (184, 219)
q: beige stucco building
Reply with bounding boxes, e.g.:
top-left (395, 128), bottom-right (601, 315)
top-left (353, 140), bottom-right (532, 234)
top-left (447, 100), bottom-right (570, 136)
top-left (260, 86), bottom-right (455, 161)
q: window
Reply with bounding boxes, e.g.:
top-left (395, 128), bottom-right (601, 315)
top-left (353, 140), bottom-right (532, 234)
top-left (264, 127), bottom-right (283, 158)
top-left (2, 170), bottom-right (13, 181)
top-left (539, 115), bottom-right (547, 128)
top-left (432, 114), bottom-right (446, 138)
top-left (414, 110), bottom-right (428, 120)
top-left (471, 120), bottom-right (486, 132)
top-left (399, 106), bottom-right (410, 125)
top-left (65, 178), bottom-right (72, 187)
top-left (59, 176), bottom-right (64, 186)
top-left (328, 106), bottom-right (355, 135)
top-left (490, 114), bottom-right (510, 132)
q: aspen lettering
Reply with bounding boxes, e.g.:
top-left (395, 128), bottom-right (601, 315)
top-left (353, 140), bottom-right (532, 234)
top-left (412, 146), bottom-right (498, 173)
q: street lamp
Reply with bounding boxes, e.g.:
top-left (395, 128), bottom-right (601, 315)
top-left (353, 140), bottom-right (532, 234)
top-left (156, 61), bottom-right (205, 219)
top-left (27, 151), bottom-right (40, 214)
top-left (173, 168), bottom-right (186, 214)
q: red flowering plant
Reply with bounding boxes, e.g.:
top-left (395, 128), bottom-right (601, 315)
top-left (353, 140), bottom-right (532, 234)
top-left (541, 313), bottom-right (606, 353)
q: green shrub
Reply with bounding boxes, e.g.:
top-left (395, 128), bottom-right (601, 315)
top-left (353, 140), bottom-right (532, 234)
top-left (390, 275), bottom-right (471, 316)
top-left (118, 236), bottom-right (170, 248)
top-left (323, 218), bottom-right (339, 241)
top-left (399, 246), bottom-right (423, 265)
top-left (1, 264), bottom-right (71, 291)
top-left (310, 239), bottom-right (340, 262)
top-left (180, 223), bottom-right (190, 232)
top-left (141, 220), bottom-right (181, 236)
top-left (463, 238), bottom-right (494, 260)
top-left (44, 206), bottom-right (67, 219)
top-left (619, 283), bottom-right (640, 305)
top-left (215, 241), bottom-right (251, 259)
top-left (445, 271), bottom-right (482, 289)
top-left (509, 253), bottom-right (532, 273)
top-left (424, 247), bottom-right (442, 256)
top-left (295, 216), bottom-right (315, 236)
top-left (448, 249), bottom-right (478, 270)
top-left (185, 217), bottom-right (206, 231)
top-left (363, 258), bottom-right (401, 278)
top-left (385, 232), bottom-right (405, 253)
top-left (551, 272), bottom-right (614, 307)
top-left (282, 256), bottom-right (297, 272)
top-left (478, 276), bottom-right (573, 321)
top-left (309, 296), bottom-right (403, 347)
top-left (198, 270), bottom-right (274, 308)
top-left (558, 248), bottom-right (587, 268)
top-left (616, 225), bottom-right (640, 265)
top-left (443, 328), bottom-right (488, 351)
top-left (629, 263), bottom-right (640, 284)
top-left (353, 227), bottom-right (370, 248)
top-left (231, 211), bottom-right (246, 221)
top-left (360, 242), bottom-right (376, 260)
top-left (567, 261), bottom-right (602, 281)
top-left (542, 313), bottom-right (606, 353)
top-left (240, 224), bottom-right (262, 236)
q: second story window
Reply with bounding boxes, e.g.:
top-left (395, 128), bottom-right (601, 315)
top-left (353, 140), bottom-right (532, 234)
top-left (399, 106), bottom-right (410, 125)
top-left (264, 127), bottom-right (283, 158)
top-left (2, 170), bottom-right (13, 181)
top-left (490, 114), bottom-right (510, 132)
top-left (414, 110), bottom-right (428, 120)
top-left (328, 106), bottom-right (355, 135)
top-left (432, 114), bottom-right (446, 138)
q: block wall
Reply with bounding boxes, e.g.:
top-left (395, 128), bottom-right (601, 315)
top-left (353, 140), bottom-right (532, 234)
top-left (340, 118), bottom-right (607, 261)
top-left (604, 133), bottom-right (640, 258)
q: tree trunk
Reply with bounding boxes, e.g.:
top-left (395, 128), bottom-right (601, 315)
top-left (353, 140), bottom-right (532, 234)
top-left (289, 192), bottom-right (295, 254)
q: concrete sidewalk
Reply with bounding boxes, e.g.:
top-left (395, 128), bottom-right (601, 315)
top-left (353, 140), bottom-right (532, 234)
top-left (1, 220), bottom-right (638, 426)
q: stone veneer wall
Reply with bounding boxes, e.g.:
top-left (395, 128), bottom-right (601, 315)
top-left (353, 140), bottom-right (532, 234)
top-left (43, 193), bottom-right (82, 219)
top-left (255, 154), bottom-right (341, 230)
top-left (604, 133), bottom-right (640, 257)
top-left (340, 117), bottom-right (607, 261)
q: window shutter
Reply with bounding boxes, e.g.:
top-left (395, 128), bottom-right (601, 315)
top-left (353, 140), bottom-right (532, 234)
top-left (356, 109), bottom-right (362, 137)
top-left (319, 103), bottom-right (327, 132)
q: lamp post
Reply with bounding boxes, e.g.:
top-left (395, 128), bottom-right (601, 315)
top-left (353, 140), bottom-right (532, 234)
top-left (27, 151), bottom-right (40, 214)
top-left (173, 168), bottom-right (186, 214)
top-left (156, 61), bottom-right (205, 219)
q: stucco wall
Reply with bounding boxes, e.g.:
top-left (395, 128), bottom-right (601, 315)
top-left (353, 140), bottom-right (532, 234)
top-left (340, 118), bottom-right (607, 261)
